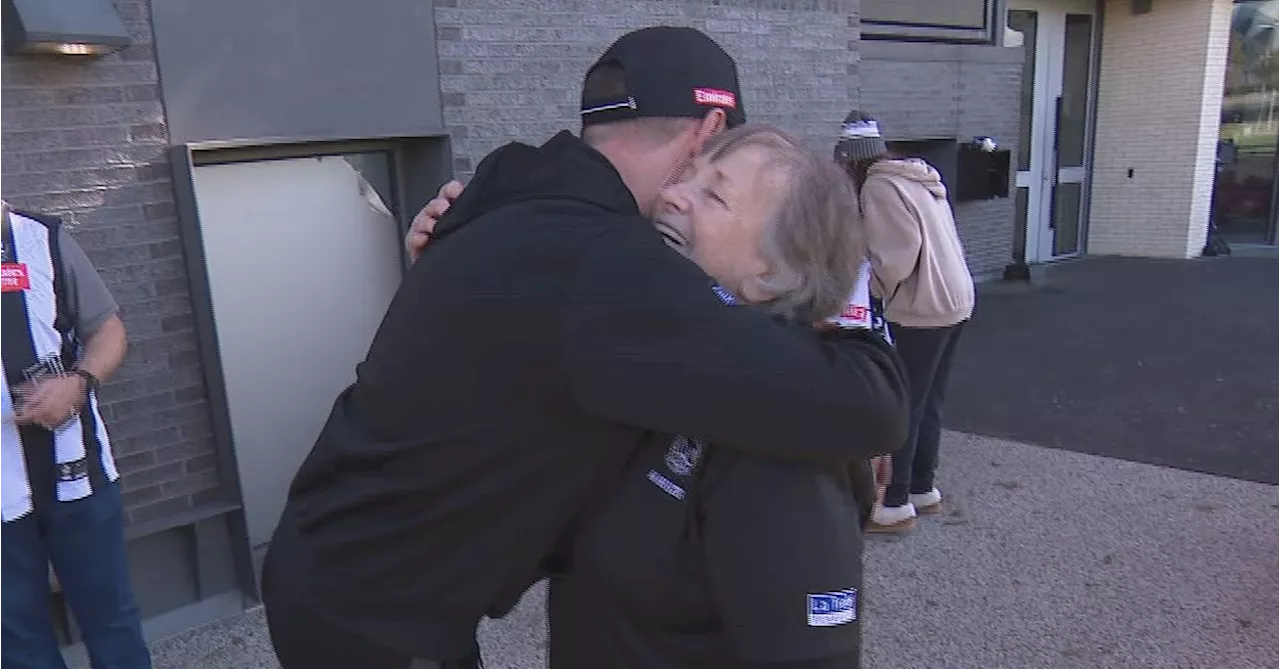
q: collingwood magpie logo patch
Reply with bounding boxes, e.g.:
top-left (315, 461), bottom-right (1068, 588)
top-left (647, 436), bottom-right (705, 500)
top-left (57, 459), bottom-right (89, 482)
top-left (807, 589), bottom-right (857, 627)
top-left (663, 436), bottom-right (704, 476)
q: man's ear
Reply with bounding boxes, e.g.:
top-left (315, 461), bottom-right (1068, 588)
top-left (689, 109), bottom-right (728, 154)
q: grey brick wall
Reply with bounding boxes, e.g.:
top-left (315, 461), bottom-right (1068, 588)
top-left (860, 41), bottom-right (1024, 279)
top-left (433, 0), bottom-right (860, 180)
top-left (1, 0), bottom-right (220, 525)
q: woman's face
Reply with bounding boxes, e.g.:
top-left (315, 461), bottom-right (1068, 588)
top-left (653, 145), bottom-right (783, 303)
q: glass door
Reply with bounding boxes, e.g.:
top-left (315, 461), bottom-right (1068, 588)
top-left (1007, 1), bottom-right (1096, 263)
top-left (1214, 0), bottom-right (1278, 246)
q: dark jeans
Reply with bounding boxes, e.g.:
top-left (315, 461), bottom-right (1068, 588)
top-left (883, 321), bottom-right (966, 509)
top-left (2, 482), bottom-right (151, 669)
top-left (262, 548), bottom-right (481, 669)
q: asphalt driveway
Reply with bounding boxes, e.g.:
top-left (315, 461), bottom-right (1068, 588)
top-left (946, 255), bottom-right (1277, 484)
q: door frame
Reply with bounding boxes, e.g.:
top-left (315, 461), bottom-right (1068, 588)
top-left (1007, 0), bottom-right (1102, 263)
top-left (167, 134), bottom-right (452, 599)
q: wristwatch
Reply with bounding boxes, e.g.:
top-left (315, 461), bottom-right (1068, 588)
top-left (71, 369), bottom-right (101, 392)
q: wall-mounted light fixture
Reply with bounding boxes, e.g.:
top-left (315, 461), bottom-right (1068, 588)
top-left (2, 0), bottom-right (132, 57)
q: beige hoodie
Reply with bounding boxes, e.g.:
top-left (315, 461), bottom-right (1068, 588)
top-left (860, 158), bottom-right (974, 328)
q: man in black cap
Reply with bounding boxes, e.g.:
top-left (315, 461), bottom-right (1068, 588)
top-left (262, 27), bottom-right (907, 669)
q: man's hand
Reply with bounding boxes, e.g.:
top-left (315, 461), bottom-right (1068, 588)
top-left (15, 315), bottom-right (126, 431)
top-left (14, 374), bottom-right (86, 431)
top-left (405, 180), bottom-right (465, 263)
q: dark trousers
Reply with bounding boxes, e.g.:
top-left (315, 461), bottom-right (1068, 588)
top-left (261, 547), bottom-right (481, 669)
top-left (883, 321), bottom-right (965, 508)
top-left (1, 482), bottom-right (151, 669)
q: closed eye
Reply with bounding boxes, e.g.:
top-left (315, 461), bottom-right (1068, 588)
top-left (704, 188), bottom-right (727, 207)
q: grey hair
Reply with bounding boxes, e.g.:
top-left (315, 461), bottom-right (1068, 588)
top-left (702, 125), bottom-right (867, 323)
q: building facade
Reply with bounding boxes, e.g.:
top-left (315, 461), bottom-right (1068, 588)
top-left (1, 0), bottom-right (1269, 654)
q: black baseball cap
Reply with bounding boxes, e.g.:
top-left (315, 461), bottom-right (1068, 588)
top-left (580, 26), bottom-right (746, 129)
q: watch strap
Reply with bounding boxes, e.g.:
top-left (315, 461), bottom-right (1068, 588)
top-left (72, 368), bottom-right (100, 392)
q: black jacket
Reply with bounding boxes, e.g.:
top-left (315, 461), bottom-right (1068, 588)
top-left (266, 131), bottom-right (909, 660)
top-left (549, 433), bottom-right (867, 669)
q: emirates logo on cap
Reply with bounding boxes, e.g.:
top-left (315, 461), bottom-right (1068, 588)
top-left (693, 88), bottom-right (736, 109)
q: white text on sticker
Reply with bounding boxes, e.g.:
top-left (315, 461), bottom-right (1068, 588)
top-left (694, 88), bottom-right (737, 109)
top-left (807, 589), bottom-right (857, 627)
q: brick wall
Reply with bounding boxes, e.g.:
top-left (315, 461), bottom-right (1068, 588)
top-left (432, 0), bottom-right (859, 180)
top-left (433, 1), bottom-right (1021, 280)
top-left (861, 42), bottom-right (1024, 279)
top-left (1088, 0), bottom-right (1233, 258)
top-left (0, 0), bottom-right (220, 525)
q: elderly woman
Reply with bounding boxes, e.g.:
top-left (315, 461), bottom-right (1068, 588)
top-left (545, 125), bottom-right (900, 669)
top-left (834, 111), bottom-right (976, 533)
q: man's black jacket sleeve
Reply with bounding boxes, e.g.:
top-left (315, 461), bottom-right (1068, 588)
top-left (562, 228), bottom-right (909, 461)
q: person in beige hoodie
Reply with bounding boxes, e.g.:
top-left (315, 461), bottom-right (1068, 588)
top-left (835, 111), bottom-right (976, 533)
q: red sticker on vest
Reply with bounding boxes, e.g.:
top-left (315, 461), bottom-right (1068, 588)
top-left (693, 88), bottom-right (737, 109)
top-left (839, 303), bottom-right (869, 321)
top-left (1, 262), bottom-right (30, 292)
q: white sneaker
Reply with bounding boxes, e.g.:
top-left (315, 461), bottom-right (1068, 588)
top-left (868, 503), bottom-right (917, 533)
top-left (909, 488), bottom-right (943, 515)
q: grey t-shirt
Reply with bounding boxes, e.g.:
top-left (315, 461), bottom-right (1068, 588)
top-left (56, 227), bottom-right (119, 337)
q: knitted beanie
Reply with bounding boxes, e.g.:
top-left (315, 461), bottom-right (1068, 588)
top-left (834, 110), bottom-right (889, 164)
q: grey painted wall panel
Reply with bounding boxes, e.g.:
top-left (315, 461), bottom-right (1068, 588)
top-left (150, 0), bottom-right (445, 145)
top-left (127, 526), bottom-right (198, 616)
top-left (862, 0), bottom-right (988, 28)
top-left (860, 0), bottom-right (996, 42)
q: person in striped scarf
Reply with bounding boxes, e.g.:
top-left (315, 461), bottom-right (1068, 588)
top-left (2, 201), bottom-right (149, 668)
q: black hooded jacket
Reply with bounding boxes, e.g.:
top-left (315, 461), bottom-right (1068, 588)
top-left (265, 131), bottom-right (908, 660)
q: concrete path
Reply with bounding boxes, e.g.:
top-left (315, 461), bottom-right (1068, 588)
top-left (147, 431), bottom-right (1279, 669)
